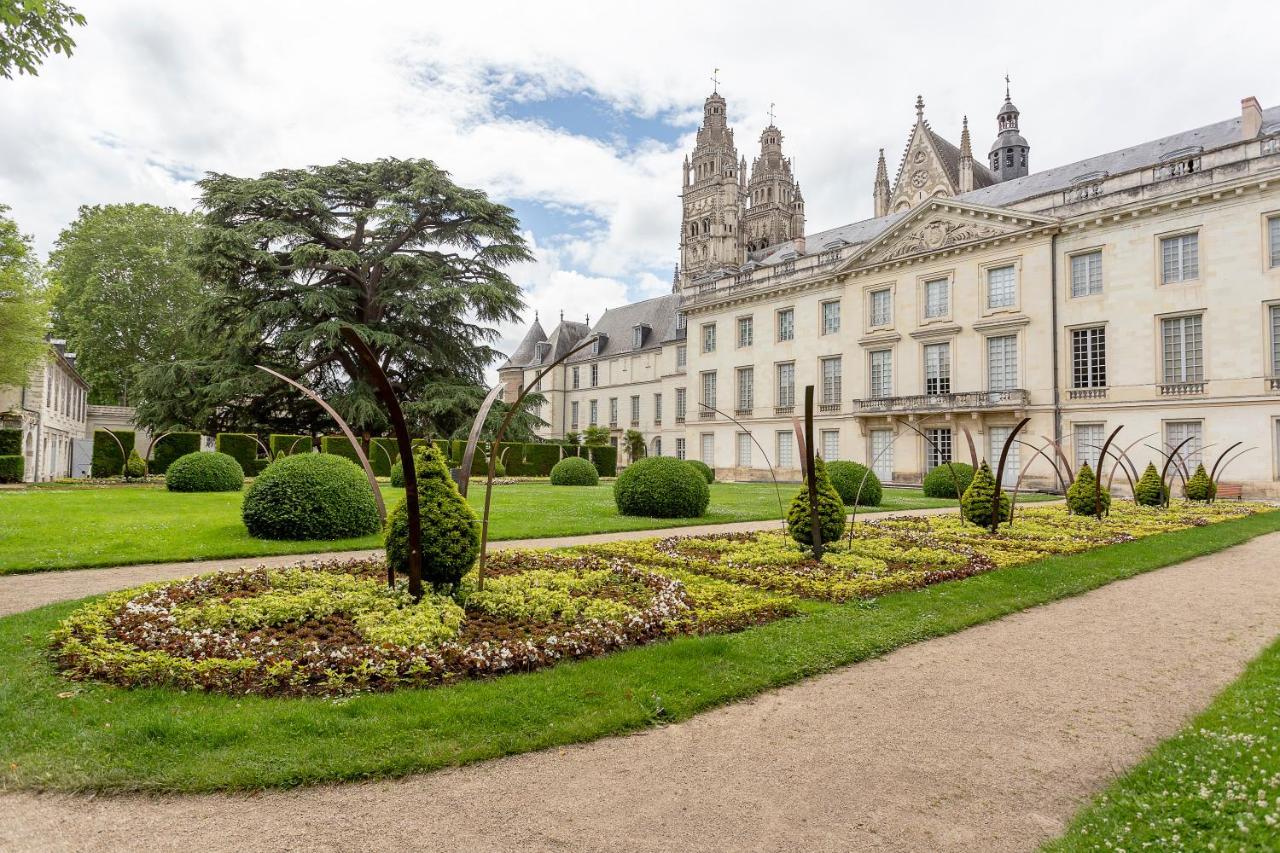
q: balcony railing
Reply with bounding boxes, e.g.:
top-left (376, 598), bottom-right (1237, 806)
top-left (734, 408), bottom-right (752, 418)
top-left (849, 388), bottom-right (1029, 414)
top-left (1068, 387), bottom-right (1108, 400)
top-left (1158, 381), bottom-right (1205, 396)
top-left (774, 405), bottom-right (794, 417)
top-left (698, 410), bottom-right (716, 420)
top-left (818, 403), bottom-right (841, 414)
top-left (1268, 375), bottom-right (1280, 391)
top-left (675, 415), bottom-right (686, 424)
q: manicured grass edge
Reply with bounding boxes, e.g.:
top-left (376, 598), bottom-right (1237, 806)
top-left (0, 509), bottom-right (1275, 794)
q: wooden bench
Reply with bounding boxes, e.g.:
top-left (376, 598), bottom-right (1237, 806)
top-left (1215, 482), bottom-right (1243, 501)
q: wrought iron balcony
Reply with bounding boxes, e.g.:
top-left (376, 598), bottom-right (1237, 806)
top-left (1158, 381), bottom-right (1205, 396)
top-left (849, 389), bottom-right (1030, 414)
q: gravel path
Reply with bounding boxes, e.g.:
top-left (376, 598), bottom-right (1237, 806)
top-left (0, 505), bottom-right (968, 618)
top-left (3, 530), bottom-right (1277, 852)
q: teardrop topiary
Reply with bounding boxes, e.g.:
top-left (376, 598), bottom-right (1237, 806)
top-left (960, 460), bottom-right (1011, 528)
top-left (385, 444), bottom-right (480, 592)
top-left (825, 460), bottom-right (883, 507)
top-left (1066, 462), bottom-right (1111, 516)
top-left (123, 448), bottom-right (147, 480)
top-left (787, 456), bottom-right (846, 547)
top-left (165, 451), bottom-right (245, 492)
top-left (614, 456), bottom-right (710, 518)
top-left (549, 455), bottom-right (599, 486)
top-left (921, 461), bottom-right (974, 499)
top-left (1134, 462), bottom-right (1168, 507)
top-left (1184, 463), bottom-right (1216, 501)
top-left (242, 453), bottom-right (381, 540)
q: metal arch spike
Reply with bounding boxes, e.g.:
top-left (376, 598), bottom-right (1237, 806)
top-left (1209, 441), bottom-right (1243, 486)
top-left (991, 417), bottom-right (1030, 532)
top-left (458, 383), bottom-right (504, 498)
top-left (98, 427), bottom-right (129, 476)
top-left (1213, 446), bottom-right (1257, 492)
top-left (1094, 426), bottom-right (1123, 519)
top-left (142, 429), bottom-right (173, 476)
top-left (959, 424), bottom-right (978, 469)
top-left (1014, 438), bottom-right (1067, 494)
top-left (1147, 438), bottom-right (1195, 509)
top-left (1107, 432), bottom-right (1155, 492)
top-left (1041, 433), bottom-right (1075, 485)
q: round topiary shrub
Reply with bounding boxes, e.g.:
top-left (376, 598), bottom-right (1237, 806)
top-left (787, 456), bottom-right (846, 547)
top-left (389, 459), bottom-right (405, 488)
top-left (921, 461), bottom-right (975, 499)
top-left (1184, 463), bottom-right (1216, 501)
top-left (165, 451), bottom-right (245, 493)
top-left (685, 459), bottom-right (715, 484)
top-left (614, 456), bottom-right (710, 518)
top-left (550, 456), bottom-right (599, 486)
top-left (960, 460), bottom-right (1011, 527)
top-left (1066, 462), bottom-right (1111, 516)
top-left (1134, 462), bottom-right (1168, 507)
top-left (386, 444), bottom-right (480, 591)
top-left (825, 460), bottom-right (882, 507)
top-left (242, 453), bottom-right (381, 540)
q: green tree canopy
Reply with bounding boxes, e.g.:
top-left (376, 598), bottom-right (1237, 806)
top-left (49, 203), bottom-right (205, 406)
top-left (134, 158), bottom-right (531, 435)
top-left (0, 204), bottom-right (48, 388)
top-left (0, 0), bottom-right (85, 79)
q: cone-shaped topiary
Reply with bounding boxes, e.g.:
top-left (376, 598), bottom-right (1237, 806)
top-left (825, 460), bottom-right (883, 507)
top-left (1134, 462), bottom-right (1168, 507)
top-left (549, 455), bottom-right (599, 486)
top-left (1184, 463), bottom-right (1216, 501)
top-left (921, 461), bottom-right (974, 499)
top-left (788, 456), bottom-right (847, 547)
top-left (166, 451), bottom-right (244, 492)
top-left (123, 448), bottom-right (146, 479)
top-left (389, 459), bottom-right (405, 488)
top-left (385, 444), bottom-right (480, 592)
top-left (614, 456), bottom-right (710, 518)
top-left (960, 460), bottom-right (1011, 528)
top-left (1066, 462), bottom-right (1111, 516)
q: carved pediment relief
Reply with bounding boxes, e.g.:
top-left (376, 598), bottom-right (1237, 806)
top-left (881, 218), bottom-right (1004, 260)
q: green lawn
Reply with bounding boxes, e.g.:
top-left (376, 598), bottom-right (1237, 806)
top-left (1046, 631), bottom-right (1280, 850)
top-left (0, 482), bottom-right (983, 575)
top-left (1, 508), bottom-right (1274, 793)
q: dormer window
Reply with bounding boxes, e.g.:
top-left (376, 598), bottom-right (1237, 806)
top-left (633, 324), bottom-right (650, 349)
top-left (591, 337), bottom-right (601, 356)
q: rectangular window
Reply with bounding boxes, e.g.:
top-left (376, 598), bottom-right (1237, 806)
top-left (870, 429), bottom-right (893, 482)
top-left (590, 363), bottom-right (599, 387)
top-left (1071, 251), bottom-right (1103, 297)
top-left (633, 326), bottom-right (643, 349)
top-left (736, 433), bottom-right (752, 467)
top-left (700, 433), bottom-right (714, 465)
top-left (676, 311), bottom-right (687, 331)
top-left (777, 308), bottom-right (795, 341)
top-left (1270, 216), bottom-right (1280, 268)
top-left (987, 335), bottom-right (1018, 391)
top-left (776, 362), bottom-right (795, 407)
top-left (821, 429), bottom-right (839, 461)
top-left (1161, 315), bottom-right (1204, 383)
top-left (924, 342), bottom-right (951, 395)
top-left (821, 301), bottom-right (841, 335)
top-left (589, 399), bottom-right (598, 426)
top-left (737, 316), bottom-right (754, 348)
top-left (1071, 327), bottom-right (1107, 388)
top-left (870, 288), bottom-right (892, 326)
top-left (701, 371), bottom-right (717, 411)
top-left (821, 356), bottom-right (842, 405)
top-left (924, 278), bottom-right (949, 318)
top-left (1075, 423), bottom-right (1104, 471)
top-left (986, 265), bottom-right (1016, 309)
top-left (702, 323), bottom-right (717, 353)
top-left (1161, 233), bottom-right (1199, 283)
top-left (1165, 420), bottom-right (1203, 468)
top-left (609, 397), bottom-right (618, 427)
top-left (570, 401), bottom-right (579, 429)
top-left (675, 387), bottom-right (687, 420)
top-left (925, 428), bottom-right (952, 472)
top-left (675, 437), bottom-right (687, 460)
top-left (1271, 305), bottom-right (1280, 377)
top-left (869, 349), bottom-right (893, 398)
top-left (630, 395), bottom-right (640, 425)
top-left (654, 393), bottom-right (662, 423)
top-left (736, 366), bottom-right (754, 412)
top-left (571, 366), bottom-right (580, 389)
top-left (776, 431), bottom-right (794, 467)
top-left (676, 344), bottom-right (687, 368)
top-left (988, 425), bottom-right (1020, 487)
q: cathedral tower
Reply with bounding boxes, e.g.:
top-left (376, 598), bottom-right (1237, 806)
top-left (679, 90), bottom-right (746, 284)
top-left (988, 80), bottom-right (1029, 181)
top-left (744, 120), bottom-right (804, 253)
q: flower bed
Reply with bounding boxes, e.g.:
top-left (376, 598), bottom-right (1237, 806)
top-left (571, 501), bottom-right (1267, 602)
top-left (52, 552), bottom-right (795, 697)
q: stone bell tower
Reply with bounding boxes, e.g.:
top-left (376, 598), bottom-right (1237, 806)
top-left (744, 111), bottom-right (804, 253)
top-left (678, 88), bottom-right (747, 285)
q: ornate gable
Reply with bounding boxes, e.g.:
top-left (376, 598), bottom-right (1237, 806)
top-left (842, 200), bottom-right (1059, 270)
top-left (889, 122), bottom-right (958, 213)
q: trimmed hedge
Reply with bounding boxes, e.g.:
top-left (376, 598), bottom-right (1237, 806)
top-left (165, 451), bottom-right (244, 492)
top-left (369, 438), bottom-right (400, 477)
top-left (686, 459), bottom-right (715, 484)
top-left (921, 461), bottom-right (975, 499)
top-left (385, 444), bottom-right (480, 590)
top-left (215, 433), bottom-right (263, 476)
top-left (550, 456), bottom-right (599, 486)
top-left (523, 443), bottom-right (564, 476)
top-left (269, 434), bottom-right (311, 458)
top-left (0, 428), bottom-right (20, 455)
top-left (321, 435), bottom-right (361, 466)
top-left (0, 455), bottom-right (22, 483)
top-left (242, 453), bottom-right (381, 540)
top-left (91, 429), bottom-right (135, 477)
top-left (149, 432), bottom-right (201, 475)
top-left (614, 456), bottom-right (709, 518)
top-left (826, 460), bottom-right (882, 507)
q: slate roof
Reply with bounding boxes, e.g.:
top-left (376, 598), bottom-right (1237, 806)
top-left (499, 315), bottom-right (547, 370)
top-left (927, 127), bottom-right (996, 190)
top-left (565, 294), bottom-right (681, 363)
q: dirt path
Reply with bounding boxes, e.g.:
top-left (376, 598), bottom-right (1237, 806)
top-left (0, 505), bottom-right (972, 618)
top-left (3, 531), bottom-right (1277, 852)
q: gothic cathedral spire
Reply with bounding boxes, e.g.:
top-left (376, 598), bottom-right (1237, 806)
top-left (744, 119), bottom-right (804, 253)
top-left (873, 148), bottom-right (890, 217)
top-left (678, 90), bottom-right (746, 286)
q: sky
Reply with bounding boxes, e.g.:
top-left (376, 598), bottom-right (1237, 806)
top-left (3, 0), bottom-right (1278, 379)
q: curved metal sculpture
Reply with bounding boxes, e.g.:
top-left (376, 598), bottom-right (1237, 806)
top-left (699, 401), bottom-right (786, 531)
top-left (1084, 443), bottom-right (1137, 499)
top-left (899, 421), bottom-right (968, 516)
top-left (1207, 441), bottom-right (1243, 502)
top-left (1104, 433), bottom-right (1154, 494)
top-left (141, 429), bottom-right (174, 476)
top-left (959, 424), bottom-right (979, 469)
top-left (990, 417), bottom-right (1031, 533)
top-left (256, 365), bottom-right (386, 524)
top-left (1041, 433), bottom-right (1076, 487)
top-left (790, 386), bottom-right (823, 557)
top-left (335, 328), bottom-right (421, 596)
top-left (1213, 446), bottom-right (1256, 496)
top-left (1093, 426), bottom-right (1123, 519)
top-left (458, 383), bottom-right (504, 498)
top-left (1147, 437), bottom-right (1196, 509)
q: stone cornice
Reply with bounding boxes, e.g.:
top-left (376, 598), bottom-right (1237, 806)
top-left (971, 314), bottom-right (1032, 332)
top-left (857, 330), bottom-right (902, 347)
top-left (908, 323), bottom-right (963, 341)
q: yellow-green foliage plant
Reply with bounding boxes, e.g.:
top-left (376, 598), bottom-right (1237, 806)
top-left (960, 460), bottom-right (1011, 528)
top-left (1066, 462), bottom-right (1111, 516)
top-left (787, 456), bottom-right (846, 547)
top-left (123, 448), bottom-right (146, 480)
top-left (1134, 462), bottom-right (1168, 507)
top-left (1184, 463), bottom-right (1216, 502)
top-left (385, 443), bottom-right (480, 592)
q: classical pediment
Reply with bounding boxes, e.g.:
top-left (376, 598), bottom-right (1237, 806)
top-left (843, 200), bottom-right (1059, 270)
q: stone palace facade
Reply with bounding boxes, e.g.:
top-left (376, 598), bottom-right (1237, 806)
top-left (500, 87), bottom-right (1280, 496)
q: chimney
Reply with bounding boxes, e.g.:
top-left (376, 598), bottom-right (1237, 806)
top-left (793, 234), bottom-right (806, 255)
top-left (1242, 96), bottom-right (1263, 140)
